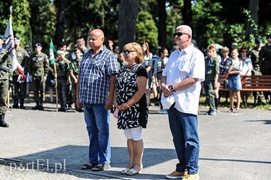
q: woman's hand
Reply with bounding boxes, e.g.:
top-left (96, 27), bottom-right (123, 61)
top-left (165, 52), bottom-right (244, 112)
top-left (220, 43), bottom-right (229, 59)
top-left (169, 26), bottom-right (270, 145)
top-left (117, 103), bottom-right (130, 111)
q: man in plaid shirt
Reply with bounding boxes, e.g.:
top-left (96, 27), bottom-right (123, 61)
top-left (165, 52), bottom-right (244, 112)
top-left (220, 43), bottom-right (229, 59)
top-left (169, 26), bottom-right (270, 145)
top-left (77, 29), bottom-right (118, 171)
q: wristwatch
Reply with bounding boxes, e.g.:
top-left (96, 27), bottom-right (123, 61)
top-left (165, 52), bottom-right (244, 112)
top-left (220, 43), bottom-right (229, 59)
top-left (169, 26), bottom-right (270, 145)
top-left (169, 85), bottom-right (176, 92)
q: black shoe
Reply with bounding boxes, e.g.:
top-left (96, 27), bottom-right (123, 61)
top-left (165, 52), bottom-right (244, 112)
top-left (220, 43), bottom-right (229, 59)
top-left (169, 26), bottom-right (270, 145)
top-left (58, 107), bottom-right (63, 111)
top-left (12, 104), bottom-right (19, 108)
top-left (20, 105), bottom-right (25, 109)
top-left (76, 108), bottom-right (83, 112)
top-left (68, 105), bottom-right (72, 110)
top-left (0, 114), bottom-right (9, 128)
top-left (32, 105), bottom-right (40, 110)
top-left (58, 107), bottom-right (67, 112)
top-left (0, 122), bottom-right (9, 128)
top-left (39, 105), bottom-right (44, 110)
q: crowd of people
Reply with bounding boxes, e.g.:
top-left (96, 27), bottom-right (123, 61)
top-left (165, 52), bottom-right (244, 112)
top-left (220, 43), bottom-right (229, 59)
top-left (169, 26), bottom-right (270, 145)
top-left (203, 34), bottom-right (271, 115)
top-left (1, 24), bottom-right (271, 180)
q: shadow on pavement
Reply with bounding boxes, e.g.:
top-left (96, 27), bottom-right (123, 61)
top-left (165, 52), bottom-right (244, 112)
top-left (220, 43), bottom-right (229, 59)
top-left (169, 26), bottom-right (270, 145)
top-left (3, 145), bottom-right (177, 179)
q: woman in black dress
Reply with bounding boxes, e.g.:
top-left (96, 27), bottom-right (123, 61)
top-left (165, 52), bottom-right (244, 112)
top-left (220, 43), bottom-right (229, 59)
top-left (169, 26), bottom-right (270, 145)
top-left (115, 42), bottom-right (148, 175)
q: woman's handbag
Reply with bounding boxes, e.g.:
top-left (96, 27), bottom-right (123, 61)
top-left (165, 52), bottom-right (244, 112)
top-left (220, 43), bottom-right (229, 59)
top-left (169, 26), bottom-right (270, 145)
top-left (113, 108), bottom-right (119, 119)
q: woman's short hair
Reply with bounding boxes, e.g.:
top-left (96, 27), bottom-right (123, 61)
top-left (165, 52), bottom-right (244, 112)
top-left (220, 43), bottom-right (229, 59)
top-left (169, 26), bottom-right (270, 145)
top-left (123, 42), bottom-right (144, 63)
top-left (221, 46), bottom-right (229, 53)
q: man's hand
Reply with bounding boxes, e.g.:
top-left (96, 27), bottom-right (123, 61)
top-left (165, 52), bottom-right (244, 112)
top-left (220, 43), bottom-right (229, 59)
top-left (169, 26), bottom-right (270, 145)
top-left (162, 84), bottom-right (174, 97)
top-left (105, 99), bottom-right (114, 110)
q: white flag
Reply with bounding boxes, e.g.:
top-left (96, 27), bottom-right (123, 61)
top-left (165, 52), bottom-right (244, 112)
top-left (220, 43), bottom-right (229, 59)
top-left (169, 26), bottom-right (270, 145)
top-left (3, 16), bottom-right (24, 75)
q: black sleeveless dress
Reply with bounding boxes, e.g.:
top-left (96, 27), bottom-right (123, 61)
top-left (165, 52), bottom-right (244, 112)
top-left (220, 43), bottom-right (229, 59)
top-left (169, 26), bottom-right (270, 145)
top-left (116, 64), bottom-right (148, 130)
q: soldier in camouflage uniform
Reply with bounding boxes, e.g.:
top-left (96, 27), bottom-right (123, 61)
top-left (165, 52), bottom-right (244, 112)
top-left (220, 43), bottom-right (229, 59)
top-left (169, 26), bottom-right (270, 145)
top-left (12, 37), bottom-right (29, 109)
top-left (204, 44), bottom-right (220, 115)
top-left (55, 50), bottom-right (69, 112)
top-left (259, 34), bottom-right (271, 103)
top-left (0, 35), bottom-right (12, 127)
top-left (76, 38), bottom-right (89, 54)
top-left (29, 43), bottom-right (49, 110)
top-left (57, 42), bottom-right (73, 109)
top-left (250, 38), bottom-right (263, 104)
top-left (69, 48), bottom-right (82, 112)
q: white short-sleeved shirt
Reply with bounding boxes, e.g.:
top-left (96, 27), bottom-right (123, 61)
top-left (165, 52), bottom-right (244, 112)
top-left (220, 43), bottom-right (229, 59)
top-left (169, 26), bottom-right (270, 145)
top-left (162, 44), bottom-right (205, 115)
top-left (241, 58), bottom-right (253, 75)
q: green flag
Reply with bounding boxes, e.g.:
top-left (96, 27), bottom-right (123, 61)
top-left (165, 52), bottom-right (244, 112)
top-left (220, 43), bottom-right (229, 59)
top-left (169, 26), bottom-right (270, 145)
top-left (49, 39), bottom-right (56, 65)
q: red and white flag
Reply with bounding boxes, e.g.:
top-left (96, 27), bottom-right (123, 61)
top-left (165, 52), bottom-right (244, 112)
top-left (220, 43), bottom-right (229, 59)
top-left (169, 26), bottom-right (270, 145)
top-left (3, 16), bottom-right (24, 81)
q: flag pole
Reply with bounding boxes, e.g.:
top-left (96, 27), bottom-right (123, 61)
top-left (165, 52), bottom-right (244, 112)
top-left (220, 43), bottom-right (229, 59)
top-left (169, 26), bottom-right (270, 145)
top-left (53, 63), bottom-right (58, 112)
top-left (7, 6), bottom-right (12, 109)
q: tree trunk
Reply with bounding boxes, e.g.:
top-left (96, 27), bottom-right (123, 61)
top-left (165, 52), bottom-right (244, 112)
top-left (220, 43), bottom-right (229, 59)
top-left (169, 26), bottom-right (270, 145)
top-left (246, 0), bottom-right (259, 39)
top-left (158, 0), bottom-right (167, 47)
top-left (182, 0), bottom-right (192, 27)
top-left (54, 0), bottom-right (66, 45)
top-left (118, 0), bottom-right (141, 51)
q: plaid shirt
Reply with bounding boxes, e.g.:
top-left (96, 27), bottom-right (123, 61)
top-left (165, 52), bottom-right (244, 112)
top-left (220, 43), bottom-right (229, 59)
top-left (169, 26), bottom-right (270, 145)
top-left (79, 46), bottom-right (118, 104)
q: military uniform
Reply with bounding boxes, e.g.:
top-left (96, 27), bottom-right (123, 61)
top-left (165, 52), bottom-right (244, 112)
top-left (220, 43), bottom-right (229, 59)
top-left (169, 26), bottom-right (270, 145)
top-left (65, 52), bottom-right (73, 109)
top-left (69, 57), bottom-right (81, 111)
top-left (0, 47), bottom-right (12, 127)
top-left (12, 46), bottom-right (29, 109)
top-left (29, 51), bottom-right (49, 110)
top-left (250, 41), bottom-right (263, 104)
top-left (259, 44), bottom-right (271, 75)
top-left (204, 56), bottom-right (220, 112)
top-left (55, 55), bottom-right (69, 112)
top-left (259, 43), bottom-right (271, 102)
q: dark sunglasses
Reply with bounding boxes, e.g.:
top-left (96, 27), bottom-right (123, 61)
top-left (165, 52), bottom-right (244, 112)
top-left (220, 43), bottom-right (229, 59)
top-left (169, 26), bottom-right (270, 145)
top-left (123, 50), bottom-right (135, 55)
top-left (241, 51), bottom-right (247, 53)
top-left (173, 32), bottom-right (189, 37)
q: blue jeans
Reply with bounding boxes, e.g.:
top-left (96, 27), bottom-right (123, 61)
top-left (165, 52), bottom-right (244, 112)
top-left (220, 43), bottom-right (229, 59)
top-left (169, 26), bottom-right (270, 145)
top-left (83, 103), bottom-right (111, 165)
top-left (168, 107), bottom-right (199, 174)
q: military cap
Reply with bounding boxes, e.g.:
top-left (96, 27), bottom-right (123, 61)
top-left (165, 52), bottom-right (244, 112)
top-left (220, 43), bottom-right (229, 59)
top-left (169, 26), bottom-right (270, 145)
top-left (15, 35), bottom-right (21, 41)
top-left (35, 42), bottom-right (42, 47)
top-left (266, 34), bottom-right (271, 39)
top-left (255, 38), bottom-right (262, 43)
top-left (57, 50), bottom-right (65, 55)
top-left (58, 41), bottom-right (66, 48)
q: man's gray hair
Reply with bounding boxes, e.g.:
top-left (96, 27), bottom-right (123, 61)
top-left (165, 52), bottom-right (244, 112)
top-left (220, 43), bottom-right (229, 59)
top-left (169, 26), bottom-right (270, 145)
top-left (176, 25), bottom-right (192, 37)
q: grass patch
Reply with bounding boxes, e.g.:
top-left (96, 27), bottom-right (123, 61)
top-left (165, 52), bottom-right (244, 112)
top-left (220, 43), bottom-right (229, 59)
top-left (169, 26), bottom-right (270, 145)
top-left (199, 95), bottom-right (271, 110)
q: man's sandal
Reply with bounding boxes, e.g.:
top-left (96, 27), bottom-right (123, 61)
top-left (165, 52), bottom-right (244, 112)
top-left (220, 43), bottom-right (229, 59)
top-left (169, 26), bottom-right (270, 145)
top-left (92, 164), bottom-right (111, 171)
top-left (81, 163), bottom-right (96, 170)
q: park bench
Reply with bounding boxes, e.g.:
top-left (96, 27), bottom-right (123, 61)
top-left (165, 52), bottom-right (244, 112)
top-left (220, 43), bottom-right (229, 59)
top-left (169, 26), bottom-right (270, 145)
top-left (219, 75), bottom-right (271, 92)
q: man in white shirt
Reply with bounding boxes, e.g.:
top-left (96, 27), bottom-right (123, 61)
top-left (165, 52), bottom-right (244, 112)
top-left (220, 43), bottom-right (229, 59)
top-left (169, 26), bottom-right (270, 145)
top-left (161, 25), bottom-right (205, 180)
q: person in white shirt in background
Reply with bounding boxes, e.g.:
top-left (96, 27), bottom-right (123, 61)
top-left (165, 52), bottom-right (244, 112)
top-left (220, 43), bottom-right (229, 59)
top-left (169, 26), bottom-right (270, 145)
top-left (239, 47), bottom-right (253, 108)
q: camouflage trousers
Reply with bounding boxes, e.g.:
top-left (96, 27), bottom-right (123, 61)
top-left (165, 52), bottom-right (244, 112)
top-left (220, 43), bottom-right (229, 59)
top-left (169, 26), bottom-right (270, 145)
top-left (252, 70), bottom-right (263, 100)
top-left (204, 80), bottom-right (215, 111)
top-left (32, 76), bottom-right (45, 102)
top-left (57, 77), bottom-right (67, 108)
top-left (12, 75), bottom-right (26, 99)
top-left (0, 79), bottom-right (8, 115)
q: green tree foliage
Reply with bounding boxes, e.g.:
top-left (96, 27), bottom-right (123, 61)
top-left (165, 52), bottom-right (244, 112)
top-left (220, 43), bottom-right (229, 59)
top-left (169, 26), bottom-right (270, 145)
top-left (57, 0), bottom-right (116, 48)
top-left (1, 0), bottom-right (271, 55)
top-left (0, 2), bottom-right (11, 32)
top-left (11, 0), bottom-right (31, 47)
top-left (29, 0), bottom-right (56, 54)
top-left (136, 11), bottom-right (158, 50)
top-left (0, 1), bottom-right (31, 47)
top-left (166, 1), bottom-right (183, 49)
top-left (192, 0), bottom-right (225, 49)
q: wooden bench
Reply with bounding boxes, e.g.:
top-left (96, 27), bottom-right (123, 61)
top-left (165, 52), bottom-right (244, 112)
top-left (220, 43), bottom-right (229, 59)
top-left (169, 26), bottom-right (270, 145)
top-left (219, 75), bottom-right (271, 92)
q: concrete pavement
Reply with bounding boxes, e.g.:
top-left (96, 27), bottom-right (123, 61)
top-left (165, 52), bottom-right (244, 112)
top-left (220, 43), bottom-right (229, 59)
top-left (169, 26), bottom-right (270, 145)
top-left (0, 101), bottom-right (271, 179)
